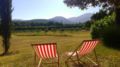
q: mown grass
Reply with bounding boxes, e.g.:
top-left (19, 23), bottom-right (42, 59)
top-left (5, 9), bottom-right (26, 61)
top-left (0, 31), bottom-right (120, 67)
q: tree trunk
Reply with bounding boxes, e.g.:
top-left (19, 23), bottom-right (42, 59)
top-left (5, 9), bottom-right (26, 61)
top-left (0, 0), bottom-right (12, 55)
top-left (115, 7), bottom-right (120, 26)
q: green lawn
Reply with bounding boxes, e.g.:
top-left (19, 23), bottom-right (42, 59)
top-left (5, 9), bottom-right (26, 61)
top-left (0, 31), bottom-right (120, 67)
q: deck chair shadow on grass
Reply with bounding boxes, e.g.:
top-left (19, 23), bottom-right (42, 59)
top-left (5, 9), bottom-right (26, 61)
top-left (31, 43), bottom-right (59, 67)
top-left (65, 39), bottom-right (100, 67)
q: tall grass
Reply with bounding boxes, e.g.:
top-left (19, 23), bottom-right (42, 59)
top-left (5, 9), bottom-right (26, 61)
top-left (0, 31), bottom-right (120, 67)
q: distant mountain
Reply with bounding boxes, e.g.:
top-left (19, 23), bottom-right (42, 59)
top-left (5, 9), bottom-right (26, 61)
top-left (49, 13), bottom-right (93, 23)
top-left (13, 19), bottom-right (49, 23)
top-left (13, 13), bottom-right (94, 24)
top-left (49, 16), bottom-right (71, 24)
top-left (13, 19), bottom-right (26, 22)
top-left (68, 13), bottom-right (93, 23)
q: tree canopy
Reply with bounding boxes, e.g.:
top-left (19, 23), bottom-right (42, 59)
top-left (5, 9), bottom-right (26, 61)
top-left (64, 0), bottom-right (120, 25)
top-left (64, 0), bottom-right (120, 9)
top-left (91, 9), bottom-right (108, 21)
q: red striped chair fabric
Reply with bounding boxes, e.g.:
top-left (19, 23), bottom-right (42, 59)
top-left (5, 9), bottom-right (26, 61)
top-left (32, 43), bottom-right (59, 67)
top-left (33, 43), bottom-right (58, 59)
top-left (65, 40), bottom-right (100, 67)
top-left (78, 40), bottom-right (99, 56)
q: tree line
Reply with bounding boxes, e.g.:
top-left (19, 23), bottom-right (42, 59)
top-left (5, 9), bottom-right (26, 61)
top-left (11, 21), bottom-right (89, 32)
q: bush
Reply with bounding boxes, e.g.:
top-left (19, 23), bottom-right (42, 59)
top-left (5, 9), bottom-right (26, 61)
top-left (91, 14), bottom-right (115, 39)
top-left (102, 26), bottom-right (120, 50)
top-left (91, 13), bottom-right (120, 50)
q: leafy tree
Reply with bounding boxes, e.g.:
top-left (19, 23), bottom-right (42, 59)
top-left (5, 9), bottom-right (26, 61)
top-left (91, 13), bottom-right (120, 50)
top-left (91, 14), bottom-right (115, 39)
top-left (91, 9), bottom-right (113, 21)
top-left (84, 21), bottom-right (92, 30)
top-left (64, 0), bottom-right (120, 26)
top-left (0, 0), bottom-right (12, 55)
top-left (91, 9), bottom-right (108, 21)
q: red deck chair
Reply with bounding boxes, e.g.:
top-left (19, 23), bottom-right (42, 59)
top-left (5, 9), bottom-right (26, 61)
top-left (31, 43), bottom-right (59, 67)
top-left (65, 39), bottom-right (100, 67)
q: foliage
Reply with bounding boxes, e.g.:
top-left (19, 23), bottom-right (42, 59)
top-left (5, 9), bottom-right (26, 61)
top-left (64, 0), bottom-right (120, 9)
top-left (11, 21), bottom-right (84, 32)
top-left (91, 13), bottom-right (115, 39)
top-left (0, 0), bottom-right (12, 55)
top-left (64, 0), bottom-right (120, 50)
top-left (83, 21), bottom-right (92, 30)
top-left (91, 9), bottom-right (109, 21)
top-left (91, 13), bottom-right (120, 50)
top-left (102, 26), bottom-right (120, 50)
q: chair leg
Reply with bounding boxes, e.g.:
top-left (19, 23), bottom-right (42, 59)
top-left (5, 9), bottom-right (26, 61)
top-left (65, 61), bottom-right (69, 67)
top-left (85, 57), bottom-right (98, 66)
top-left (34, 53), bottom-right (37, 67)
top-left (38, 58), bottom-right (42, 67)
top-left (58, 61), bottom-right (60, 67)
top-left (94, 50), bottom-right (100, 67)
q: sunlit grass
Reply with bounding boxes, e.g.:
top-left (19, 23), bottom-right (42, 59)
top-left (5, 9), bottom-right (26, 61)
top-left (0, 31), bottom-right (120, 67)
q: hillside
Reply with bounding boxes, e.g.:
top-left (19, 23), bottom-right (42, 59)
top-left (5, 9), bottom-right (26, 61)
top-left (13, 13), bottom-right (93, 24)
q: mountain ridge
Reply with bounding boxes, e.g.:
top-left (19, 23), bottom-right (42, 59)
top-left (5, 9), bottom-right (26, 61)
top-left (68, 13), bottom-right (93, 23)
top-left (13, 13), bottom-right (93, 24)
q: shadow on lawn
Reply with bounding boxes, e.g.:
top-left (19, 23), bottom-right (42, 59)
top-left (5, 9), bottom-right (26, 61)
top-left (0, 51), bottom-right (19, 56)
top-left (15, 34), bottom-right (72, 37)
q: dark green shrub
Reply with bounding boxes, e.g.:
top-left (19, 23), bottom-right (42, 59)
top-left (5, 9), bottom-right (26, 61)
top-left (91, 14), bottom-right (115, 39)
top-left (102, 26), bottom-right (120, 50)
top-left (91, 13), bottom-right (120, 50)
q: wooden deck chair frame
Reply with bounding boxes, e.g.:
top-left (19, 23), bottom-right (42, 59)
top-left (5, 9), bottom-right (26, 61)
top-left (31, 43), bottom-right (59, 67)
top-left (65, 39), bottom-right (100, 67)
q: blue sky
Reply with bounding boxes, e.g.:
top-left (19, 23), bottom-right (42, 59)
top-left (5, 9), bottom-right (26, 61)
top-left (12, 0), bottom-right (100, 20)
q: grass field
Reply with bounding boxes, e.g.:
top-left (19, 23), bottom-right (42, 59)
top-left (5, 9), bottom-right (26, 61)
top-left (0, 31), bottom-right (120, 67)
